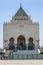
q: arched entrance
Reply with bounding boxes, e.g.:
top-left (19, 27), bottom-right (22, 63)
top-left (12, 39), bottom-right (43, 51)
top-left (28, 37), bottom-right (35, 50)
top-left (17, 35), bottom-right (26, 50)
top-left (9, 37), bottom-right (15, 50)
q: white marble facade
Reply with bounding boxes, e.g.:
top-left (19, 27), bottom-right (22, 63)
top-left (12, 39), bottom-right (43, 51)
top-left (3, 6), bottom-right (39, 52)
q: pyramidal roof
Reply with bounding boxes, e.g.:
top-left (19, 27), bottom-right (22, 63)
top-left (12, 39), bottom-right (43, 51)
top-left (15, 5), bottom-right (28, 17)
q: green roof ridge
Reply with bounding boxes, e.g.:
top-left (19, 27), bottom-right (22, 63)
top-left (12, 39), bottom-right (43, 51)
top-left (15, 7), bottom-right (28, 17)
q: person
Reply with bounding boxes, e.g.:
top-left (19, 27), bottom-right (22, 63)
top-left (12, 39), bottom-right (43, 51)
top-left (8, 50), bottom-right (14, 59)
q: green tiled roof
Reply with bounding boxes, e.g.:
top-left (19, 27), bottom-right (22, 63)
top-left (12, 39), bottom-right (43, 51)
top-left (15, 7), bottom-right (28, 16)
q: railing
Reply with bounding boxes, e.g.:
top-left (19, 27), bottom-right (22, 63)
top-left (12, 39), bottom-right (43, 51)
top-left (7, 54), bottom-right (43, 60)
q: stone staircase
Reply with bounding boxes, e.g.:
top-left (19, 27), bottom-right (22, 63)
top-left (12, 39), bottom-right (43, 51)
top-left (3, 50), bottom-right (43, 60)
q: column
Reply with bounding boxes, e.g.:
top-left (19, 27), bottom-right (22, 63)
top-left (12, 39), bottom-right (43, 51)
top-left (26, 38), bottom-right (28, 50)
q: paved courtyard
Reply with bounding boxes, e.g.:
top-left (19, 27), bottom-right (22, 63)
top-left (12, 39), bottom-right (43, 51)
top-left (0, 60), bottom-right (43, 65)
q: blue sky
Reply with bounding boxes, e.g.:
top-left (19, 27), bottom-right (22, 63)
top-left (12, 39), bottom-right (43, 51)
top-left (0, 0), bottom-right (43, 48)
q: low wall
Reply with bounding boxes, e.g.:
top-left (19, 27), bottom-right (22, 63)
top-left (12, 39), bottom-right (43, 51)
top-left (0, 60), bottom-right (43, 65)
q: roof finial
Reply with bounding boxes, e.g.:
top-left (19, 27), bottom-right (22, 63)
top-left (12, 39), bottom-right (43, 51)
top-left (20, 3), bottom-right (22, 8)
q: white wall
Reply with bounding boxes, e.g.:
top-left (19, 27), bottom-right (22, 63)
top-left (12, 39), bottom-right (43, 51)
top-left (3, 16), bottom-right (39, 50)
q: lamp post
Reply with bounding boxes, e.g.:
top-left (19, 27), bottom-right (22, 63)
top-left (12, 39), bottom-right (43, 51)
top-left (38, 49), bottom-right (40, 54)
top-left (36, 40), bottom-right (41, 54)
top-left (4, 40), bottom-right (8, 49)
top-left (4, 40), bottom-right (7, 47)
top-left (4, 48), bottom-right (6, 53)
top-left (36, 40), bottom-right (40, 50)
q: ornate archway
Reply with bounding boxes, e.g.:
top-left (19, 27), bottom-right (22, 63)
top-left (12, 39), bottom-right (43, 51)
top-left (17, 35), bottom-right (26, 50)
top-left (9, 37), bottom-right (15, 50)
top-left (28, 37), bottom-right (35, 50)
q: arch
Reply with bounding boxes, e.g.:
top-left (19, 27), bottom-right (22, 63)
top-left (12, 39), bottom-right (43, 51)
top-left (28, 37), bottom-right (33, 42)
top-left (9, 37), bottom-right (14, 41)
top-left (17, 35), bottom-right (26, 42)
top-left (17, 35), bottom-right (26, 50)
top-left (28, 37), bottom-right (35, 50)
top-left (9, 37), bottom-right (15, 51)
